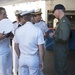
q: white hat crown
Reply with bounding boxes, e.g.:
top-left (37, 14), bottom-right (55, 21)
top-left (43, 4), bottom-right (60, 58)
top-left (20, 9), bottom-right (34, 16)
top-left (15, 10), bottom-right (23, 15)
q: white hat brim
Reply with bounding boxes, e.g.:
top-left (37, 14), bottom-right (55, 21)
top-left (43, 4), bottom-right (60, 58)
top-left (0, 19), bottom-right (13, 34)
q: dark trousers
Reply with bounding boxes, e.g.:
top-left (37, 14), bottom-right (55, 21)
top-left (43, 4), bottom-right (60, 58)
top-left (54, 47), bottom-right (68, 75)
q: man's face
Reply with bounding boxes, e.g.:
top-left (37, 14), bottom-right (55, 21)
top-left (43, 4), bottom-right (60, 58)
top-left (20, 16), bottom-right (26, 25)
top-left (34, 14), bottom-right (41, 22)
top-left (31, 16), bottom-right (35, 24)
top-left (53, 10), bottom-right (60, 19)
top-left (15, 16), bottom-right (19, 22)
top-left (0, 10), bottom-right (7, 20)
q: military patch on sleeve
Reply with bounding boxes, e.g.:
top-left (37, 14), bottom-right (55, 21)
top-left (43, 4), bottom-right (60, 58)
top-left (63, 20), bottom-right (65, 22)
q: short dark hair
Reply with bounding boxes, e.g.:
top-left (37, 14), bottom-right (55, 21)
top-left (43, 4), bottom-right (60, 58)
top-left (0, 7), bottom-right (5, 14)
top-left (23, 14), bottom-right (31, 22)
top-left (16, 14), bottom-right (23, 22)
top-left (53, 4), bottom-right (65, 13)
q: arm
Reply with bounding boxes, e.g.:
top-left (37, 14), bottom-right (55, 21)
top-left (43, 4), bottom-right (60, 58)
top-left (14, 43), bottom-right (20, 57)
top-left (38, 44), bottom-right (44, 70)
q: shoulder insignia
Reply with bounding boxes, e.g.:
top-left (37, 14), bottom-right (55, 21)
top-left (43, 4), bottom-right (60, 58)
top-left (41, 20), bottom-right (45, 22)
top-left (13, 21), bottom-right (17, 24)
top-left (63, 20), bottom-right (65, 22)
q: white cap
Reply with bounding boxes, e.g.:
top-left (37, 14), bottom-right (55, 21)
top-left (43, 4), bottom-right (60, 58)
top-left (31, 8), bottom-right (42, 15)
top-left (35, 8), bottom-right (41, 12)
top-left (20, 10), bottom-right (34, 16)
top-left (15, 10), bottom-right (23, 15)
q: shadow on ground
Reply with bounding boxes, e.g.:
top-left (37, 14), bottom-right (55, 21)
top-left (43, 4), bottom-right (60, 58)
top-left (44, 50), bottom-right (75, 75)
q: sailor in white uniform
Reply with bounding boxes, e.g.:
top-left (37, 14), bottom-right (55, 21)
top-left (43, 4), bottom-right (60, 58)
top-left (32, 9), bottom-right (49, 48)
top-left (32, 9), bottom-right (49, 75)
top-left (0, 7), bottom-right (13, 75)
top-left (14, 10), bottom-right (45, 75)
top-left (12, 10), bottom-right (23, 75)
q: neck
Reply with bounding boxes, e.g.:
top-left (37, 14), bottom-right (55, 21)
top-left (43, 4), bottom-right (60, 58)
top-left (35, 20), bottom-right (40, 23)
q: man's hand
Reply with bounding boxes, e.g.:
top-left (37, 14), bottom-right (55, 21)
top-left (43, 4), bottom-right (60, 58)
top-left (40, 62), bottom-right (44, 70)
top-left (49, 31), bottom-right (55, 38)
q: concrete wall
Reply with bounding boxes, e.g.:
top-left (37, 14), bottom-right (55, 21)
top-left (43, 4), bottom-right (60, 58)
top-left (35, 0), bottom-right (75, 23)
top-left (46, 0), bottom-right (75, 10)
top-left (0, 0), bottom-right (38, 6)
top-left (44, 0), bottom-right (75, 23)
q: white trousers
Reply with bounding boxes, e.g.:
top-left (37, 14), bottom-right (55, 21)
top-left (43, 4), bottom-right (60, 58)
top-left (19, 53), bottom-right (40, 75)
top-left (12, 40), bottom-right (19, 75)
top-left (13, 50), bottom-right (18, 75)
top-left (0, 51), bottom-right (12, 75)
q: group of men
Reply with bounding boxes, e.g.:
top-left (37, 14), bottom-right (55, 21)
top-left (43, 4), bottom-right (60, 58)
top-left (12, 8), bottom-right (49, 75)
top-left (0, 6), bottom-right (49, 75)
top-left (0, 4), bottom-right (71, 75)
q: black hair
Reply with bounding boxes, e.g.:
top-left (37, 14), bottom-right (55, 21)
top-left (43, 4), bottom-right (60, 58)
top-left (16, 14), bottom-right (23, 22)
top-left (23, 14), bottom-right (31, 22)
top-left (0, 7), bottom-right (5, 14)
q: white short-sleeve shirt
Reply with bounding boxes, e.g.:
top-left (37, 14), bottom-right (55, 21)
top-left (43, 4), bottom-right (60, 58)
top-left (34, 20), bottom-right (49, 35)
top-left (12, 22), bottom-right (22, 34)
top-left (12, 22), bottom-right (19, 34)
top-left (14, 22), bottom-right (45, 55)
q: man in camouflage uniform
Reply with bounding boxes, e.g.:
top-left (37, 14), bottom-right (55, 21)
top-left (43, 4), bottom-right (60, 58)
top-left (50, 4), bottom-right (71, 75)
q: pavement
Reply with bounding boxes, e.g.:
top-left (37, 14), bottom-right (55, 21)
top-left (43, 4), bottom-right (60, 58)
top-left (44, 50), bottom-right (75, 75)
